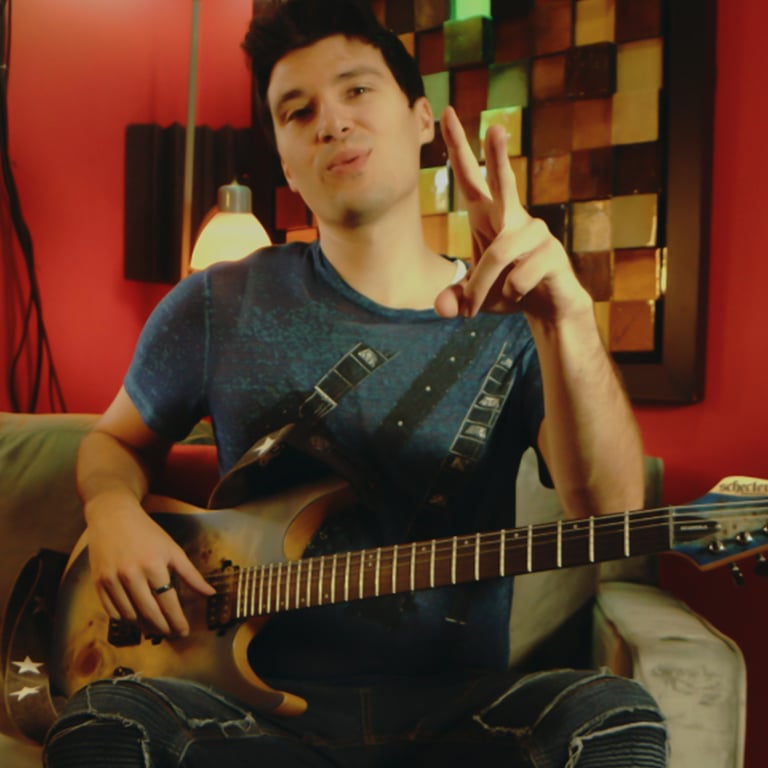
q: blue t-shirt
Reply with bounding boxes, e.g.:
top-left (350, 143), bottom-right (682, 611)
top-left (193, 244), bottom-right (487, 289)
top-left (125, 241), bottom-right (545, 680)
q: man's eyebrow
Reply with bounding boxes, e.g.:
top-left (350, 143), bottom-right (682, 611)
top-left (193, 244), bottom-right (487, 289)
top-left (271, 65), bottom-right (387, 113)
top-left (334, 65), bottom-right (387, 84)
top-left (272, 87), bottom-right (306, 115)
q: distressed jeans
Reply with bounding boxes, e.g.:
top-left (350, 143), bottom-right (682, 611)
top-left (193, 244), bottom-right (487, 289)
top-left (43, 669), bottom-right (668, 767)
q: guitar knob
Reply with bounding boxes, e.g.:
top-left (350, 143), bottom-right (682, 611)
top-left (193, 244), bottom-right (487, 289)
top-left (729, 563), bottom-right (745, 586)
top-left (754, 554), bottom-right (768, 578)
top-left (707, 540), bottom-right (726, 554)
top-left (736, 531), bottom-right (754, 546)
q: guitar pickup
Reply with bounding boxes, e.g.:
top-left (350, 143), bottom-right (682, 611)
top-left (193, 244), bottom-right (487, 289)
top-left (108, 618), bottom-right (142, 647)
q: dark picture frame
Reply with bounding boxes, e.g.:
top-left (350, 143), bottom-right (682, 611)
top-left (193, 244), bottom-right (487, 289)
top-left (615, 0), bottom-right (716, 402)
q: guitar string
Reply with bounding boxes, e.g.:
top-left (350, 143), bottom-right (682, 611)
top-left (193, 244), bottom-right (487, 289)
top-left (201, 498), bottom-right (768, 607)
top-left (202, 498), bottom-right (768, 587)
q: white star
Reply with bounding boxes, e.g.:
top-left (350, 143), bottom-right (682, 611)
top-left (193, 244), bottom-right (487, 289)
top-left (252, 436), bottom-right (276, 457)
top-left (12, 656), bottom-right (44, 675)
top-left (10, 686), bottom-right (41, 701)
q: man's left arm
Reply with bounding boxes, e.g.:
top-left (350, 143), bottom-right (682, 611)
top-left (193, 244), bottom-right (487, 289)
top-left (530, 305), bottom-right (644, 518)
top-left (436, 105), bottom-right (644, 518)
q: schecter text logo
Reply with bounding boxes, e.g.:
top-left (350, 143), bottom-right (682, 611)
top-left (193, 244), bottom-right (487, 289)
top-left (717, 477), bottom-right (768, 496)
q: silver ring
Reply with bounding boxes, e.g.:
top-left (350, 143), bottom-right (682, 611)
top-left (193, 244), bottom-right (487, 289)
top-left (152, 582), bottom-right (174, 596)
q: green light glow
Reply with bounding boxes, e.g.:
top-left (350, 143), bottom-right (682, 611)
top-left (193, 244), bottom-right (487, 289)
top-left (451, 0), bottom-right (491, 21)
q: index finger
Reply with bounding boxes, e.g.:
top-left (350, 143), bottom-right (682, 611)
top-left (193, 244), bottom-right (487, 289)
top-left (484, 122), bottom-right (528, 230)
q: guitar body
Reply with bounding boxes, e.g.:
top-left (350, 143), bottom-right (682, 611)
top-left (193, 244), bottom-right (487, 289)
top-left (49, 476), bottom-right (356, 716)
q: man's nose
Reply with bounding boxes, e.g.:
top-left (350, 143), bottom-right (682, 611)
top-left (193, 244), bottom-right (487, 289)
top-left (317, 101), bottom-right (351, 142)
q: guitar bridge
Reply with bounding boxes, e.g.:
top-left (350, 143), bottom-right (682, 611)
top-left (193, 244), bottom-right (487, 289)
top-left (206, 562), bottom-right (241, 630)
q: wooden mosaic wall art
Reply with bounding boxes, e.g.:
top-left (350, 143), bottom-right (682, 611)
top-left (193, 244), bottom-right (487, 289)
top-left (268, 0), bottom-right (715, 402)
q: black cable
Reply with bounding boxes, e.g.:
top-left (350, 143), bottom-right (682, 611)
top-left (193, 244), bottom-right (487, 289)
top-left (0, 0), bottom-right (66, 412)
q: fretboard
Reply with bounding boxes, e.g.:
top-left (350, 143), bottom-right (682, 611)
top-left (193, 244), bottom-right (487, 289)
top-left (206, 508), bottom-right (677, 628)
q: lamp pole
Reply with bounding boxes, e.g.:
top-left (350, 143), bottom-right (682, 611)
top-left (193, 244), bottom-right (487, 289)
top-left (180, 0), bottom-right (201, 279)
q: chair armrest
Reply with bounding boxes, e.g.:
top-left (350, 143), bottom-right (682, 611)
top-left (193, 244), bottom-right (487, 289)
top-left (593, 581), bottom-right (746, 768)
top-left (0, 734), bottom-right (39, 767)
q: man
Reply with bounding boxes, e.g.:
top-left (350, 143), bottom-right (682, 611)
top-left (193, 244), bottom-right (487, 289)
top-left (44, 1), bottom-right (667, 765)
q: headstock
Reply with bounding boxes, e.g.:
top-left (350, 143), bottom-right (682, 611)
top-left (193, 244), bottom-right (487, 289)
top-left (670, 476), bottom-right (768, 583)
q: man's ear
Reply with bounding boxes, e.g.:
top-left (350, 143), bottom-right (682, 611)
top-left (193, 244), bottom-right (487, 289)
top-left (415, 96), bottom-right (435, 146)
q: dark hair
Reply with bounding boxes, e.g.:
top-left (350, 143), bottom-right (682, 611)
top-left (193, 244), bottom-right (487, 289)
top-left (243, 0), bottom-right (425, 139)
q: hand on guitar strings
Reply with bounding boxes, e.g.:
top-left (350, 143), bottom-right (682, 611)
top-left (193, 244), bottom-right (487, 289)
top-left (87, 503), bottom-right (215, 638)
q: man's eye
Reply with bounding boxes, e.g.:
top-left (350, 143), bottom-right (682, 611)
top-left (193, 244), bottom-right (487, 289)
top-left (286, 106), bottom-right (312, 122)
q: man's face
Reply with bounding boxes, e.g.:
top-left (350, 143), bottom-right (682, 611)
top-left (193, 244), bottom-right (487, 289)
top-left (267, 35), bottom-right (434, 228)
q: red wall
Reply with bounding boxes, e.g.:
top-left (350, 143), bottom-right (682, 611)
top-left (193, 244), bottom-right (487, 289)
top-left (636, 4), bottom-right (768, 765)
top-left (2, 0), bottom-right (253, 413)
top-left (3, 1), bottom-right (767, 765)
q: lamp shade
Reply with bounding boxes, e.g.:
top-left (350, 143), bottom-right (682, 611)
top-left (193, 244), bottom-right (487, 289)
top-left (190, 180), bottom-right (271, 271)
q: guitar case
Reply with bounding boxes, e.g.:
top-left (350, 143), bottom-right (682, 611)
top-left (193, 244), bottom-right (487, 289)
top-left (1, 549), bottom-right (68, 744)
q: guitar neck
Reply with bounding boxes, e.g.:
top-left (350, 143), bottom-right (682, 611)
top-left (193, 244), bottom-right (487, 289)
top-left (207, 507), bottom-right (682, 627)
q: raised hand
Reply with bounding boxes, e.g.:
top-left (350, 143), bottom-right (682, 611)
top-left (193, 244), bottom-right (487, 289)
top-left (434, 106), bottom-right (591, 324)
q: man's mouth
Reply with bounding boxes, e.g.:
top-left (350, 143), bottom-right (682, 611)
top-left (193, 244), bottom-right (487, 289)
top-left (327, 149), bottom-right (370, 173)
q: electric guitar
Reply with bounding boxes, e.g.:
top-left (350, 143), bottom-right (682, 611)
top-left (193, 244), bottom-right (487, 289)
top-left (45, 475), bottom-right (768, 719)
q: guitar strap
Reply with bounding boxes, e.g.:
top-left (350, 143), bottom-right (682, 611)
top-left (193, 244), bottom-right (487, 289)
top-left (210, 315), bottom-right (509, 529)
top-left (1, 549), bottom-right (69, 744)
top-left (410, 338), bottom-right (519, 539)
top-left (208, 342), bottom-right (395, 508)
top-left (372, 316), bottom-right (500, 456)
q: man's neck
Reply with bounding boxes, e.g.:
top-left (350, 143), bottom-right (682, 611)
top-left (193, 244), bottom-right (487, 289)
top-left (317, 208), bottom-right (456, 310)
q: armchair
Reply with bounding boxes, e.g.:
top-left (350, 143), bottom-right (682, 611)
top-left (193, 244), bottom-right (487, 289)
top-left (0, 413), bottom-right (746, 767)
top-left (511, 448), bottom-right (746, 768)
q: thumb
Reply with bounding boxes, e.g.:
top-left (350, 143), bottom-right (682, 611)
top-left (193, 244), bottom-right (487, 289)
top-left (434, 283), bottom-right (465, 318)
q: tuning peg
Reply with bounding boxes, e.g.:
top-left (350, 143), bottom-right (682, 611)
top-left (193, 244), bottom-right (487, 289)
top-left (754, 554), bottom-right (768, 578)
top-left (729, 563), bottom-right (745, 586)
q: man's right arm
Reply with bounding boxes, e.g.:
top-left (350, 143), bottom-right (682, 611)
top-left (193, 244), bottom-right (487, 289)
top-left (77, 386), bottom-right (214, 637)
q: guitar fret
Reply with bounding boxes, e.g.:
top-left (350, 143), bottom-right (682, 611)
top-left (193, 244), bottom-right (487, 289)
top-left (474, 532), bottom-right (481, 581)
top-left (624, 510), bottom-right (630, 557)
top-left (410, 542), bottom-right (416, 590)
top-left (275, 564), bottom-right (283, 611)
top-left (500, 529), bottom-right (506, 576)
top-left (247, 568), bottom-right (255, 617)
top-left (358, 549), bottom-right (366, 598)
top-left (589, 517), bottom-right (595, 563)
top-left (451, 537), bottom-right (457, 585)
top-left (429, 540), bottom-right (436, 588)
top-left (236, 568), bottom-right (244, 618)
top-left (557, 520), bottom-right (562, 568)
top-left (375, 549), bottom-right (381, 597)
top-left (318, 557), bottom-right (325, 605)
top-left (306, 559), bottom-right (312, 608)
top-left (391, 544), bottom-right (398, 594)
top-left (331, 553), bottom-right (338, 603)
top-left (258, 565), bottom-right (265, 615)
top-left (344, 552), bottom-right (351, 602)
top-left (526, 525), bottom-right (533, 572)
top-left (284, 561), bottom-right (291, 611)
top-left (294, 560), bottom-right (301, 610)
top-left (266, 564), bottom-right (274, 614)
